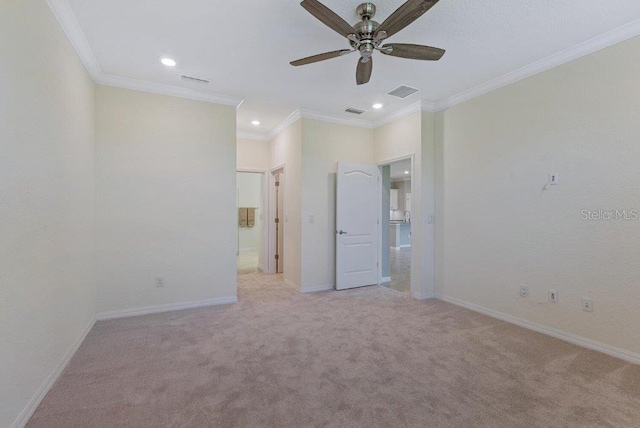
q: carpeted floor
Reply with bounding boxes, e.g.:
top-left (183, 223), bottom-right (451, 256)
top-left (29, 273), bottom-right (640, 427)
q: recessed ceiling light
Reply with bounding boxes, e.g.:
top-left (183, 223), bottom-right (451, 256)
top-left (372, 103), bottom-right (383, 109)
top-left (404, 171), bottom-right (410, 175)
top-left (251, 120), bottom-right (261, 126)
top-left (160, 57), bottom-right (176, 67)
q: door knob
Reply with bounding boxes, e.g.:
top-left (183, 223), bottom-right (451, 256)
top-left (338, 230), bottom-right (347, 235)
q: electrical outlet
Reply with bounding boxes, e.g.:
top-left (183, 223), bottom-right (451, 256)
top-left (156, 277), bottom-right (165, 288)
top-left (549, 173), bottom-right (559, 185)
top-left (549, 290), bottom-right (559, 303)
top-left (520, 285), bottom-right (530, 298)
top-left (582, 298), bottom-right (593, 312)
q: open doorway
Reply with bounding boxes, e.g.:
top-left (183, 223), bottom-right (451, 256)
top-left (380, 158), bottom-right (412, 294)
top-left (237, 171), bottom-right (265, 275)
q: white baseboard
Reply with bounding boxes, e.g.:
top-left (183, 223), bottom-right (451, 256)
top-left (391, 245), bottom-right (411, 250)
top-left (380, 276), bottom-right (391, 284)
top-left (97, 296), bottom-right (238, 321)
top-left (239, 247), bottom-right (258, 253)
top-left (437, 294), bottom-right (640, 365)
top-left (12, 317), bottom-right (96, 428)
top-left (302, 284), bottom-right (334, 294)
top-left (284, 278), bottom-right (301, 292)
top-left (412, 291), bottom-right (436, 300)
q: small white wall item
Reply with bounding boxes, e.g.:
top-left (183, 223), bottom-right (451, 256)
top-left (390, 189), bottom-right (399, 210)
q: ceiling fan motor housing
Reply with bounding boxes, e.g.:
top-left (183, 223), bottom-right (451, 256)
top-left (356, 3), bottom-right (376, 20)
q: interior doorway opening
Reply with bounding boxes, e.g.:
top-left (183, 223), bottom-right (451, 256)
top-left (379, 158), bottom-right (412, 294)
top-left (236, 171), bottom-right (265, 275)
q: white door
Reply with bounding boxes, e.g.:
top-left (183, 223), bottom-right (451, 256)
top-left (336, 162), bottom-right (380, 290)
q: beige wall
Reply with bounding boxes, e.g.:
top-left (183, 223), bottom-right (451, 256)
top-left (96, 86), bottom-right (237, 316)
top-left (438, 36), bottom-right (640, 356)
top-left (301, 119), bottom-right (374, 292)
top-left (0, 1), bottom-right (97, 426)
top-left (270, 120), bottom-right (303, 288)
top-left (237, 138), bottom-right (270, 171)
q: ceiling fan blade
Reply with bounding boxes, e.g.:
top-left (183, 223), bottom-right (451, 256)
top-left (301, 0), bottom-right (357, 39)
top-left (356, 57), bottom-right (373, 85)
top-left (381, 43), bottom-right (445, 61)
top-left (377, 0), bottom-right (440, 38)
top-left (290, 49), bottom-right (354, 66)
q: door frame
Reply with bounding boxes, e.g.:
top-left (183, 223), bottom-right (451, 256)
top-left (376, 154), bottom-right (416, 295)
top-left (268, 164), bottom-right (285, 274)
top-left (237, 169), bottom-right (269, 273)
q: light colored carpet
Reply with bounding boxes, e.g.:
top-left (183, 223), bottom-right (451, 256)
top-left (29, 273), bottom-right (640, 427)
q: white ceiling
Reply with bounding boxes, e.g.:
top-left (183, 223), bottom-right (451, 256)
top-left (61, 0), bottom-right (640, 137)
top-left (389, 159), bottom-right (412, 181)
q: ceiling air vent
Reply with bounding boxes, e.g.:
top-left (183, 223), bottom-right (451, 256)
top-left (387, 85), bottom-right (420, 99)
top-left (180, 75), bottom-right (211, 85)
top-left (345, 107), bottom-right (365, 115)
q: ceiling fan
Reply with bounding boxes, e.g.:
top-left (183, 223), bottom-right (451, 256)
top-left (290, 0), bottom-right (445, 85)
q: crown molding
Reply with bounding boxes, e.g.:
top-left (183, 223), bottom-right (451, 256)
top-left (47, 0), bottom-right (102, 78)
top-left (48, 0), bottom-right (640, 131)
top-left (47, 0), bottom-right (244, 108)
top-left (298, 108), bottom-right (374, 129)
top-left (237, 132), bottom-right (269, 141)
top-left (434, 17), bottom-right (640, 111)
top-left (267, 110), bottom-right (302, 140)
top-left (96, 74), bottom-right (243, 107)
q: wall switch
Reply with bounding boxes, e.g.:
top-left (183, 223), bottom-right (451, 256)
top-left (549, 290), bottom-right (559, 303)
top-left (156, 277), bottom-right (165, 288)
top-left (582, 298), bottom-right (594, 312)
top-left (549, 173), bottom-right (559, 186)
top-left (520, 285), bottom-right (530, 298)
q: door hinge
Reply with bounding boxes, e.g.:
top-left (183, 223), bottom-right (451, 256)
top-left (275, 181), bottom-right (280, 187)
top-left (275, 218), bottom-right (280, 224)
top-left (275, 254), bottom-right (280, 260)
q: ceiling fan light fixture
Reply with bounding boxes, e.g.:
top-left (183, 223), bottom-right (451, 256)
top-left (372, 103), bottom-right (383, 109)
top-left (251, 120), bottom-right (261, 126)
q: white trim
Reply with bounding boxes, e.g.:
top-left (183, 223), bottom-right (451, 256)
top-left (434, 18), bottom-right (640, 111)
top-left (11, 317), bottom-right (96, 428)
top-left (437, 294), bottom-right (640, 365)
top-left (237, 132), bottom-right (269, 141)
top-left (412, 292), bottom-right (436, 300)
top-left (301, 284), bottom-right (334, 294)
top-left (380, 276), bottom-right (391, 284)
top-left (373, 101), bottom-right (426, 128)
top-left (299, 108), bottom-right (373, 129)
top-left (96, 296), bottom-right (238, 321)
top-left (46, 0), bottom-right (102, 78)
top-left (267, 110), bottom-right (302, 140)
top-left (391, 244), bottom-right (411, 249)
top-left (96, 74), bottom-right (243, 107)
top-left (284, 278), bottom-right (301, 292)
top-left (238, 247), bottom-right (258, 252)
